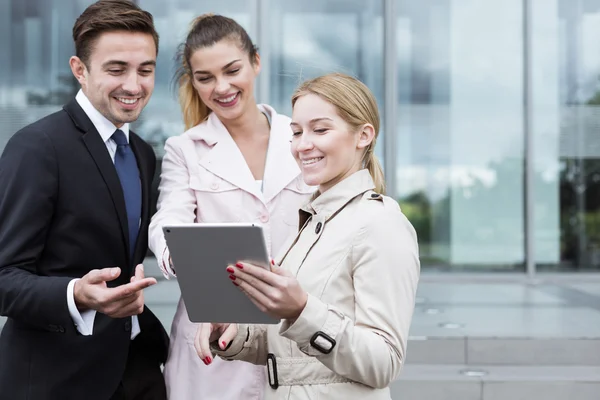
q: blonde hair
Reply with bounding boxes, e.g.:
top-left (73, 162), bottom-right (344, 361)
top-left (291, 73), bottom-right (386, 194)
top-left (174, 14), bottom-right (259, 130)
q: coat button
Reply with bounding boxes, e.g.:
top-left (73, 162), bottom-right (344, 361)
top-left (124, 320), bottom-right (132, 332)
top-left (210, 181), bottom-right (219, 190)
top-left (315, 222), bottom-right (322, 234)
top-left (260, 214), bottom-right (270, 223)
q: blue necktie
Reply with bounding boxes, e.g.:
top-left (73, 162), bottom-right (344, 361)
top-left (112, 129), bottom-right (141, 260)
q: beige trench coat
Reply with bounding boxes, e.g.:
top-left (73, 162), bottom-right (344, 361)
top-left (215, 169), bottom-right (421, 400)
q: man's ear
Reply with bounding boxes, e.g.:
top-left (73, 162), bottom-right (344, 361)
top-left (69, 56), bottom-right (87, 87)
top-left (356, 124), bottom-right (375, 150)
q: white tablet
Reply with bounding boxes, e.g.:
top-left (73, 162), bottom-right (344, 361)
top-left (163, 223), bottom-right (279, 324)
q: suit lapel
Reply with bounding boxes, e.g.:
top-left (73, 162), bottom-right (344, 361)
top-left (64, 100), bottom-right (130, 259)
top-left (82, 132), bottom-right (130, 256)
top-left (130, 133), bottom-right (149, 220)
top-left (130, 133), bottom-right (150, 261)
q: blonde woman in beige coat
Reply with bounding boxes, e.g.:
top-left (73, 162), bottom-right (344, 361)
top-left (195, 73), bottom-right (420, 400)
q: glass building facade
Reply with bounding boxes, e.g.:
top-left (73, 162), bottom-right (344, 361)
top-left (2, 0), bottom-right (600, 276)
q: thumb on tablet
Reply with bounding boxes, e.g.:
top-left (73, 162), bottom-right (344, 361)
top-left (218, 324), bottom-right (239, 350)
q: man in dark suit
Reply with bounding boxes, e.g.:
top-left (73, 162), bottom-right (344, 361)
top-left (0, 1), bottom-right (168, 399)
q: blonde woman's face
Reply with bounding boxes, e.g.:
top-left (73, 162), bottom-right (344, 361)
top-left (290, 93), bottom-right (373, 193)
top-left (189, 40), bottom-right (260, 122)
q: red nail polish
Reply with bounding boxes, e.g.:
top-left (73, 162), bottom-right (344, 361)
top-left (235, 262), bottom-right (243, 269)
top-left (207, 356), bottom-right (212, 364)
top-left (271, 259), bottom-right (275, 266)
top-left (221, 341), bottom-right (227, 348)
top-left (202, 358), bottom-right (207, 365)
top-left (226, 267), bottom-right (234, 273)
top-left (228, 274), bottom-right (236, 281)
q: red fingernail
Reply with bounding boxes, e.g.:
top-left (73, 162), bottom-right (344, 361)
top-left (202, 358), bottom-right (207, 365)
top-left (226, 267), bottom-right (234, 273)
top-left (228, 275), bottom-right (236, 281)
top-left (235, 263), bottom-right (243, 269)
top-left (271, 259), bottom-right (275, 266)
top-left (221, 341), bottom-right (227, 349)
top-left (207, 356), bottom-right (212, 364)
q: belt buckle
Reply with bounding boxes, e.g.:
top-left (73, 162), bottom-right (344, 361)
top-left (310, 331), bottom-right (336, 354)
top-left (266, 353), bottom-right (279, 389)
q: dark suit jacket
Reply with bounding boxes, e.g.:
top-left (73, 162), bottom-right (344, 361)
top-left (0, 99), bottom-right (169, 400)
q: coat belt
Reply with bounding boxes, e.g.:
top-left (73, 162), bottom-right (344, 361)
top-left (266, 354), bottom-right (353, 388)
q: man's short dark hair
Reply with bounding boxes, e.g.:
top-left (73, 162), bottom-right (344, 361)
top-left (73, 0), bottom-right (159, 68)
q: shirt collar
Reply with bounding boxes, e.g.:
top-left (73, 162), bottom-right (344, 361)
top-left (300, 169), bottom-right (376, 222)
top-left (189, 104), bottom-right (277, 146)
top-left (75, 89), bottom-right (130, 144)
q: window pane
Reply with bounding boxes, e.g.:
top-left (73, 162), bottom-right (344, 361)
top-left (135, 0), bottom-right (251, 158)
top-left (0, 0), bottom-right (95, 152)
top-left (532, 0), bottom-right (600, 271)
top-left (396, 0), bottom-right (525, 271)
top-left (266, 0), bottom-right (385, 163)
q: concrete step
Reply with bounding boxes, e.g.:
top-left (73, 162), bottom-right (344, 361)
top-left (391, 364), bottom-right (600, 400)
top-left (406, 336), bottom-right (600, 366)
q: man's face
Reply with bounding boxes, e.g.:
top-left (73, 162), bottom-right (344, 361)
top-left (70, 31), bottom-right (156, 127)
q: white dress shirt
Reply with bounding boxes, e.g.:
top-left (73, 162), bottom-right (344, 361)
top-left (66, 90), bottom-right (141, 339)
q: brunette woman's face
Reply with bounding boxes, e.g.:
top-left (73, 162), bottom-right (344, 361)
top-left (189, 40), bottom-right (260, 122)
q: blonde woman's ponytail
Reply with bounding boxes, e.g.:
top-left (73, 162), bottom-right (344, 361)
top-left (364, 146), bottom-right (386, 194)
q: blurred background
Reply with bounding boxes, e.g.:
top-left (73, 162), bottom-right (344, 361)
top-left (1, 0), bottom-right (600, 399)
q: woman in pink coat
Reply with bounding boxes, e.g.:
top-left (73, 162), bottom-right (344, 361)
top-left (148, 14), bottom-right (313, 400)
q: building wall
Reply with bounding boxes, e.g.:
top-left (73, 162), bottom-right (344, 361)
top-left (2, 0), bottom-right (600, 273)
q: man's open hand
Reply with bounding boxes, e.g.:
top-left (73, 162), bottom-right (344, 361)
top-left (73, 264), bottom-right (156, 318)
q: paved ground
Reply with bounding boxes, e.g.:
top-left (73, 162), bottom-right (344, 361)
top-left (2, 257), bottom-right (600, 339)
top-left (2, 259), bottom-right (600, 399)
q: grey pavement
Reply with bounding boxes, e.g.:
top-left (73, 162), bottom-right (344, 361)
top-left (2, 258), bottom-right (600, 399)
top-left (3, 257), bottom-right (600, 338)
top-left (140, 258), bottom-right (600, 343)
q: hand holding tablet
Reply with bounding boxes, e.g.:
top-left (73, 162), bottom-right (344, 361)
top-left (163, 223), bottom-right (279, 324)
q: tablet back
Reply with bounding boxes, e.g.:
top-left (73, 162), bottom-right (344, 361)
top-left (163, 223), bottom-right (279, 324)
